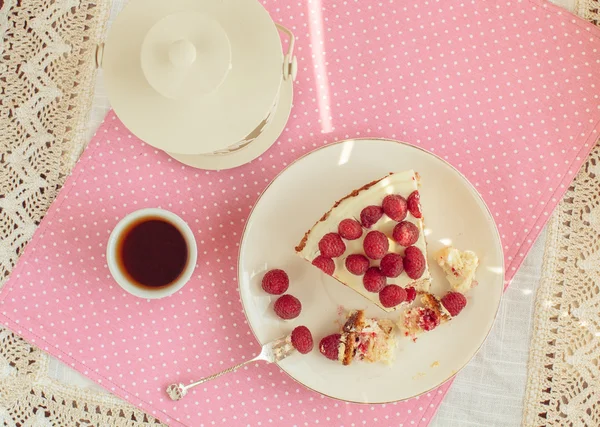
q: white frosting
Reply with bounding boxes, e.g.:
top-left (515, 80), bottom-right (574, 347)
top-left (298, 170), bottom-right (431, 312)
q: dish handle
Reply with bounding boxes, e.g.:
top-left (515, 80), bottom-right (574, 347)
top-left (276, 23), bottom-right (297, 82)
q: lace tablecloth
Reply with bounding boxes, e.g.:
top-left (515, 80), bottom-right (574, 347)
top-left (522, 143), bottom-right (600, 427)
top-left (0, 0), bottom-right (598, 426)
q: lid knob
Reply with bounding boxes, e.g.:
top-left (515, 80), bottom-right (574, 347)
top-left (168, 39), bottom-right (197, 69)
top-left (140, 12), bottom-right (232, 100)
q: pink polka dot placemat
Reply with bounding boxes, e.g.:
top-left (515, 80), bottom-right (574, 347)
top-left (2, 0), bottom-right (600, 425)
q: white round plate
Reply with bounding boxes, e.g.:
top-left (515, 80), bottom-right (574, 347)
top-left (238, 139), bottom-right (504, 403)
top-left (167, 78), bottom-right (293, 170)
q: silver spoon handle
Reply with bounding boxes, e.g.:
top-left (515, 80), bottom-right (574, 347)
top-left (183, 357), bottom-right (260, 391)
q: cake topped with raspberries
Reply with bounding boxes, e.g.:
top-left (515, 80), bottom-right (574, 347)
top-left (295, 170), bottom-right (431, 312)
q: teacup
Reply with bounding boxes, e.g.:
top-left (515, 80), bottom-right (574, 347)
top-left (106, 208), bottom-right (197, 299)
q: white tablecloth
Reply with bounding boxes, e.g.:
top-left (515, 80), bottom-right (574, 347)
top-left (46, 1), bottom-right (576, 426)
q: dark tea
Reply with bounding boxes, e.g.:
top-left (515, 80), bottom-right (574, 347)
top-left (116, 217), bottom-right (189, 288)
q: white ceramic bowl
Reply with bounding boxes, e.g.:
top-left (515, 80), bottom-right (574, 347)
top-left (106, 208), bottom-right (197, 299)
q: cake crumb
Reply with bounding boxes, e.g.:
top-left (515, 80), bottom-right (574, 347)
top-left (334, 305), bottom-right (346, 328)
top-left (413, 372), bottom-right (426, 379)
top-left (430, 361), bottom-right (439, 368)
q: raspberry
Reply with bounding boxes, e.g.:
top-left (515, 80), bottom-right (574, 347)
top-left (319, 333), bottom-right (341, 360)
top-left (392, 221), bottom-right (419, 246)
top-left (360, 206), bottom-right (383, 228)
top-left (379, 285), bottom-right (407, 308)
top-left (318, 233), bottom-right (346, 258)
top-left (291, 326), bottom-right (314, 354)
top-left (419, 308), bottom-right (440, 331)
top-left (312, 256), bottom-right (335, 275)
top-left (407, 191), bottom-right (422, 218)
top-left (382, 195), bottom-right (408, 221)
top-left (273, 295), bottom-right (302, 320)
top-left (261, 269), bottom-right (289, 295)
top-left (345, 254), bottom-right (370, 275)
top-left (363, 231), bottom-right (389, 260)
top-left (363, 267), bottom-right (386, 292)
top-left (380, 253), bottom-right (404, 278)
top-left (403, 246), bottom-right (426, 279)
top-left (441, 292), bottom-right (467, 317)
top-left (405, 286), bottom-right (417, 303)
top-left (338, 219), bottom-right (363, 240)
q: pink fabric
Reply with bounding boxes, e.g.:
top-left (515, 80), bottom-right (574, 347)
top-left (2, 0), bottom-right (600, 425)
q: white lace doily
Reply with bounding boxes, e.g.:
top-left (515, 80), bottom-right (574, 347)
top-left (576, 0), bottom-right (600, 26)
top-left (522, 140), bottom-right (600, 426)
top-left (0, 0), bottom-right (107, 280)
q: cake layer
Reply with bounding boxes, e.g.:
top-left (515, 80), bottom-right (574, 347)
top-left (435, 246), bottom-right (479, 293)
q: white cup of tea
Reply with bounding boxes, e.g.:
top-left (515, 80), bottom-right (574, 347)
top-left (106, 208), bottom-right (198, 299)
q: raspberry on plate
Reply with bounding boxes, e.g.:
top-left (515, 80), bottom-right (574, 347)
top-left (345, 254), bottom-right (370, 275)
top-left (380, 253), bottom-right (404, 278)
top-left (312, 255), bottom-right (335, 275)
top-left (261, 269), bottom-right (289, 295)
top-left (405, 286), bottom-right (417, 303)
top-left (291, 326), bottom-right (314, 354)
top-left (338, 219), bottom-right (363, 240)
top-left (319, 333), bottom-right (341, 360)
top-left (441, 292), bottom-right (467, 317)
top-left (363, 267), bottom-right (386, 292)
top-left (403, 246), bottom-right (426, 279)
top-left (318, 233), bottom-right (346, 258)
top-left (382, 195), bottom-right (408, 221)
top-left (393, 221), bottom-right (419, 247)
top-left (379, 284), bottom-right (407, 308)
top-left (407, 191), bottom-right (422, 218)
top-left (273, 294), bottom-right (302, 320)
top-left (360, 205), bottom-right (383, 228)
top-left (363, 230), bottom-right (389, 260)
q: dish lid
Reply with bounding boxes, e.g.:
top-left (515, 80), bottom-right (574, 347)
top-left (102, 0), bottom-right (283, 155)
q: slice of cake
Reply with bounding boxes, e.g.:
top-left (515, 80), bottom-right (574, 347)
top-left (295, 170), bottom-right (432, 312)
top-left (435, 246), bottom-right (479, 293)
top-left (319, 310), bottom-right (396, 365)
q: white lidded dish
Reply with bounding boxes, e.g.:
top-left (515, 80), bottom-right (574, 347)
top-left (97, 0), bottom-right (296, 166)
